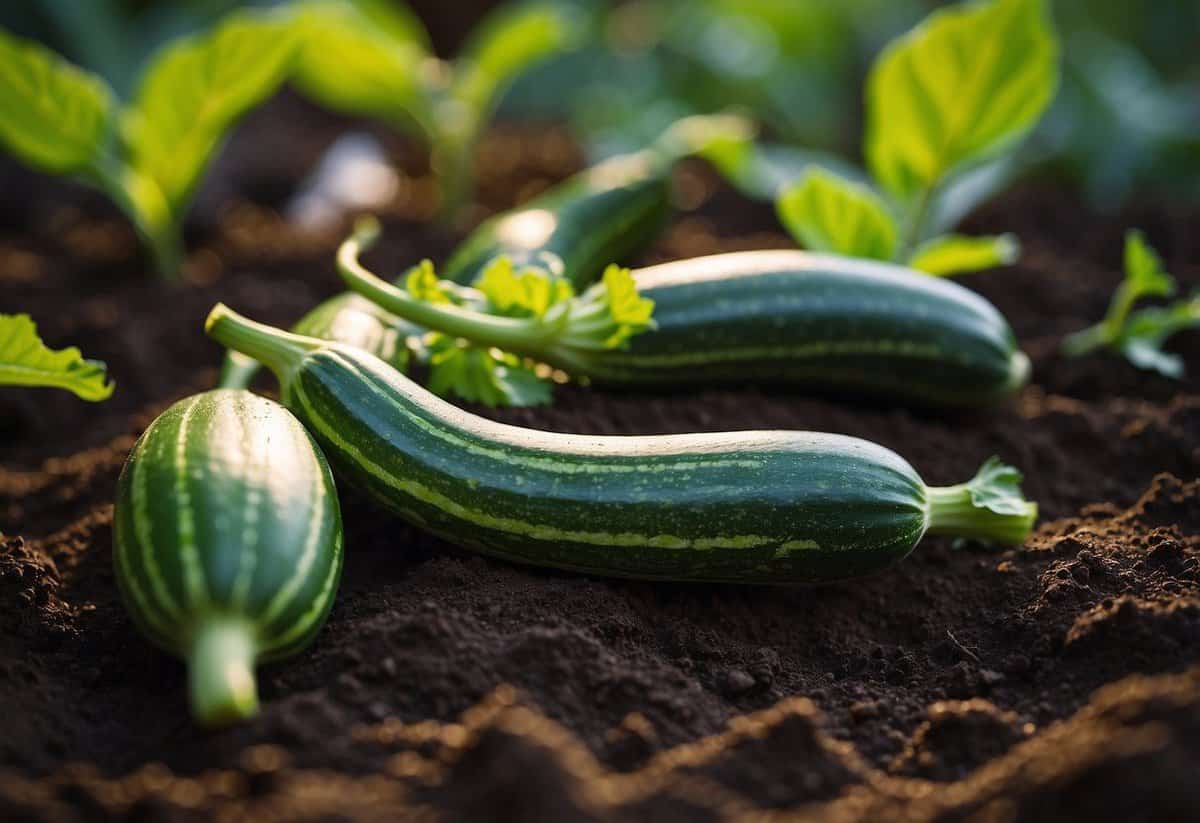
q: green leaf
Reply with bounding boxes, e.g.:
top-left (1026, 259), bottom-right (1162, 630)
top-left (1118, 296), bottom-right (1200, 379)
top-left (965, 457), bottom-right (1033, 517)
top-left (0, 28), bottom-right (115, 175)
top-left (908, 233), bottom-right (1019, 276)
top-left (123, 9), bottom-right (300, 214)
top-left (450, 3), bottom-right (576, 121)
top-left (475, 256), bottom-right (574, 319)
top-left (1122, 229), bottom-right (1174, 300)
top-left (776, 168), bottom-right (898, 261)
top-left (291, 1), bottom-right (431, 131)
top-left (405, 260), bottom-right (455, 304)
top-left (0, 314), bottom-right (113, 401)
top-left (426, 335), bottom-right (552, 407)
top-left (597, 264), bottom-right (656, 348)
top-left (866, 0), bottom-right (1059, 204)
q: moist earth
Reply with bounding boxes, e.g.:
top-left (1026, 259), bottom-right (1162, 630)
top-left (1, 93), bottom-right (1198, 821)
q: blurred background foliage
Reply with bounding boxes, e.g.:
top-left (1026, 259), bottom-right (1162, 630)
top-left (3, 0), bottom-right (1196, 209)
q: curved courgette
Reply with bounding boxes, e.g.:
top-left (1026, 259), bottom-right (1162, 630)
top-left (342, 244), bottom-right (1031, 407)
top-left (207, 305), bottom-right (1037, 584)
top-left (112, 389), bottom-right (343, 725)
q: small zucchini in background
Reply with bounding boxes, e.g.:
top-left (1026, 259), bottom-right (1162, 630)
top-left (207, 305), bottom-right (1038, 585)
top-left (113, 389), bottom-right (343, 726)
top-left (342, 237), bottom-right (1031, 407)
top-left (217, 148), bottom-right (672, 390)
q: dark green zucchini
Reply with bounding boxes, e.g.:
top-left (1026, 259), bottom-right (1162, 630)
top-left (206, 305), bottom-right (1037, 584)
top-left (217, 149), bottom-right (672, 389)
top-left (113, 389), bottom-right (343, 725)
top-left (341, 244), bottom-right (1031, 407)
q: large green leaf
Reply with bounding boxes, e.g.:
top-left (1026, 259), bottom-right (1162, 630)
top-left (291, 1), bottom-right (431, 131)
top-left (123, 9), bottom-right (300, 214)
top-left (865, 0), bottom-right (1058, 204)
top-left (0, 28), bottom-right (114, 174)
top-left (0, 314), bottom-right (113, 401)
top-left (776, 168), bottom-right (897, 261)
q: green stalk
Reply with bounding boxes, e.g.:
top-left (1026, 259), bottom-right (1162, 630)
top-left (88, 157), bottom-right (182, 282)
top-left (205, 304), bottom-right (321, 386)
top-left (925, 483), bottom-right (1037, 545)
top-left (188, 616), bottom-right (259, 727)
top-left (337, 218), bottom-right (558, 352)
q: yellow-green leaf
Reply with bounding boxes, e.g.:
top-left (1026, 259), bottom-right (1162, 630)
top-left (291, 1), bottom-right (431, 131)
top-left (866, 0), bottom-right (1059, 203)
top-left (405, 260), bottom-right (454, 304)
top-left (124, 9), bottom-right (300, 214)
top-left (908, 233), bottom-right (1019, 276)
top-left (0, 28), bottom-right (114, 174)
top-left (600, 264), bottom-right (655, 348)
top-left (0, 314), bottom-right (113, 401)
top-left (476, 256), bottom-right (573, 318)
top-left (777, 168), bottom-right (898, 261)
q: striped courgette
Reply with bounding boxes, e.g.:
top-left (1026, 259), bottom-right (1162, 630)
top-left (342, 238), bottom-right (1031, 406)
top-left (113, 389), bottom-right (343, 725)
top-left (206, 305), bottom-right (1037, 584)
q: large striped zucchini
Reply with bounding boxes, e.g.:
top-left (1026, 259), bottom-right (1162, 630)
top-left (217, 149), bottom-right (672, 389)
top-left (206, 305), bottom-right (1037, 584)
top-left (342, 245), bottom-right (1031, 407)
top-left (113, 389), bottom-right (343, 725)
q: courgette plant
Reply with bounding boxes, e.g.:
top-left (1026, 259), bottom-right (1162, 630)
top-left (1062, 230), bottom-right (1200, 378)
top-left (764, 0), bottom-right (1059, 277)
top-left (0, 10), bottom-right (298, 281)
top-left (289, 0), bottom-right (579, 213)
top-left (0, 314), bottom-right (113, 401)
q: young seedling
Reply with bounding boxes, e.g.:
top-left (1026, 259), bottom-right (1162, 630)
top-left (339, 217), bottom-right (656, 406)
top-left (0, 11), bottom-right (298, 281)
top-left (1062, 230), bottom-right (1200, 378)
top-left (290, 0), bottom-right (578, 213)
top-left (0, 314), bottom-right (113, 401)
top-left (773, 0), bottom-right (1059, 277)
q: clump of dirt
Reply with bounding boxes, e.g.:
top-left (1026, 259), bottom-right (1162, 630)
top-left (1, 95), bottom-right (1198, 819)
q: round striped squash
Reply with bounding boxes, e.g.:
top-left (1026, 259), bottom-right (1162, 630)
top-left (113, 389), bottom-right (343, 726)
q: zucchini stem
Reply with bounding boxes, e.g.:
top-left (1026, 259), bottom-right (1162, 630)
top-left (338, 217), bottom-right (558, 354)
top-left (205, 304), bottom-right (322, 386)
top-left (925, 457), bottom-right (1038, 545)
top-left (188, 616), bottom-right (259, 727)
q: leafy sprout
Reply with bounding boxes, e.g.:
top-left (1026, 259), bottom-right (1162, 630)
top-left (290, 0), bottom-right (580, 213)
top-left (337, 218), bottom-right (656, 407)
top-left (0, 11), bottom-right (299, 281)
top-left (0, 314), bottom-right (114, 401)
top-left (773, 0), bottom-right (1058, 277)
top-left (1062, 230), bottom-right (1199, 378)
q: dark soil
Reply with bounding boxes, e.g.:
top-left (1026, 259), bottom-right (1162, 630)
top-left (2, 92), bottom-right (1199, 821)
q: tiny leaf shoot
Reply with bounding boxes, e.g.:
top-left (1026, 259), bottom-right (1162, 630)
top-left (773, 0), bottom-right (1058, 277)
top-left (0, 314), bottom-right (114, 401)
top-left (339, 217), bottom-right (656, 406)
top-left (0, 11), bottom-right (299, 281)
top-left (1062, 230), bottom-right (1199, 378)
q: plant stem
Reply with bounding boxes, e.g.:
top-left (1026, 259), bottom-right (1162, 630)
top-left (188, 616), bottom-right (259, 727)
top-left (899, 184), bottom-right (937, 262)
top-left (205, 304), bottom-right (321, 387)
top-left (88, 157), bottom-right (182, 283)
top-left (338, 219), bottom-right (556, 353)
top-left (925, 484), bottom-right (1037, 545)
